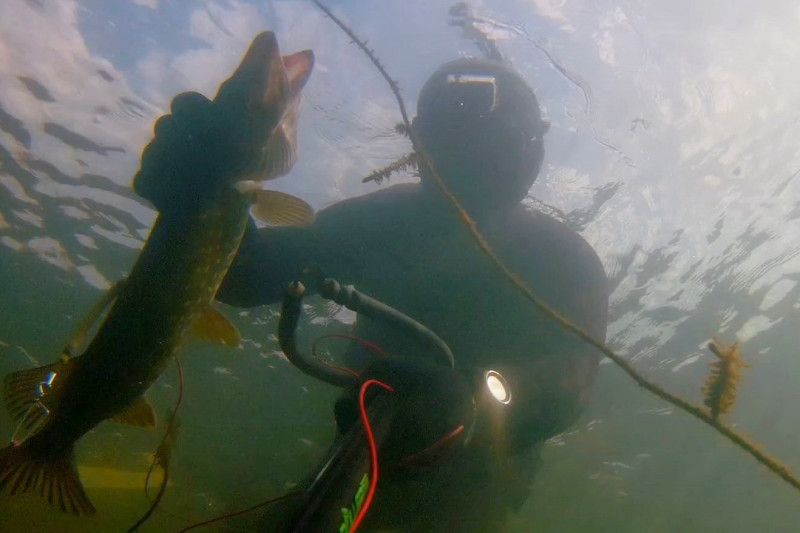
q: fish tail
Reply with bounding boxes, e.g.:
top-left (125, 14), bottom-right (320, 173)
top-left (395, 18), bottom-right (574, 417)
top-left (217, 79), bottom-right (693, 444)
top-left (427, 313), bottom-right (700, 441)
top-left (0, 442), bottom-right (95, 515)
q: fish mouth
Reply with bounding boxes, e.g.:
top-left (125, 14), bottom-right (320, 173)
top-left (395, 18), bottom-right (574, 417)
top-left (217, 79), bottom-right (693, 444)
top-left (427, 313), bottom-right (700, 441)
top-left (215, 31), bottom-right (314, 137)
top-left (215, 31), bottom-right (315, 182)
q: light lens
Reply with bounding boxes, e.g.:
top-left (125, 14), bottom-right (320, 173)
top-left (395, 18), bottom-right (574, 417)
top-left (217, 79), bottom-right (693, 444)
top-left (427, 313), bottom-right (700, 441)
top-left (485, 370), bottom-right (511, 405)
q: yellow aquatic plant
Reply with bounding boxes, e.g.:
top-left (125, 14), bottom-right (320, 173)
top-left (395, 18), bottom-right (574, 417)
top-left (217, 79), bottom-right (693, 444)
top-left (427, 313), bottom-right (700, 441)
top-left (703, 336), bottom-right (748, 421)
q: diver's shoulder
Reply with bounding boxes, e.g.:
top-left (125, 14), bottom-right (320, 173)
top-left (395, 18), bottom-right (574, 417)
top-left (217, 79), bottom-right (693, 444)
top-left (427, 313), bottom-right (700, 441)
top-left (515, 206), bottom-right (578, 237)
top-left (318, 183), bottom-right (423, 217)
top-left (510, 207), bottom-right (605, 274)
top-left (328, 182), bottom-right (423, 207)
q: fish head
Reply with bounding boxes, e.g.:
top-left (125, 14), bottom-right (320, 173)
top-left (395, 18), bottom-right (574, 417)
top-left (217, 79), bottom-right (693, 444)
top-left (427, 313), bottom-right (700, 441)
top-left (132, 32), bottom-right (313, 214)
top-left (214, 31), bottom-right (314, 184)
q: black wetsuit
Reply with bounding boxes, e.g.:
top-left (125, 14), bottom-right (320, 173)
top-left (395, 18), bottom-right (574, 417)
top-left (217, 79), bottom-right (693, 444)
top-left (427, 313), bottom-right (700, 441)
top-left (217, 182), bottom-right (608, 531)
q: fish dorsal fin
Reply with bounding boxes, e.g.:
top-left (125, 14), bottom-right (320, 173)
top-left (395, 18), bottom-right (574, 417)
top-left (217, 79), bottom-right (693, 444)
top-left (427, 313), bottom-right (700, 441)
top-left (252, 190), bottom-right (315, 227)
top-left (192, 305), bottom-right (241, 347)
top-left (3, 360), bottom-right (73, 442)
top-left (109, 395), bottom-right (156, 430)
top-left (63, 281), bottom-right (124, 358)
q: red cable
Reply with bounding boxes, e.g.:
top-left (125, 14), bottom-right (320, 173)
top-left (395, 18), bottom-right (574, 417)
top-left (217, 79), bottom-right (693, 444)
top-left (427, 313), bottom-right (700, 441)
top-left (350, 379), bottom-right (394, 533)
top-left (175, 491), bottom-right (301, 533)
top-left (312, 333), bottom-right (389, 377)
top-left (396, 424), bottom-right (465, 468)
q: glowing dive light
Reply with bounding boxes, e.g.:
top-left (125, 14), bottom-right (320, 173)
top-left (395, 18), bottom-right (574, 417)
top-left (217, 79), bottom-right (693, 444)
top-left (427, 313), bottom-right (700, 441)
top-left (484, 370), bottom-right (511, 405)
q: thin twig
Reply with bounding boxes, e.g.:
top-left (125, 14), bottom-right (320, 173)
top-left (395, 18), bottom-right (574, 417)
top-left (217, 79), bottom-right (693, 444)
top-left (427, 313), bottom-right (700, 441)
top-left (362, 152), bottom-right (417, 184)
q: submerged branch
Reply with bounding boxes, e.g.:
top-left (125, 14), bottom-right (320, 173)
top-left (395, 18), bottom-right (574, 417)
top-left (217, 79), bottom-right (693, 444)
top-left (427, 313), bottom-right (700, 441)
top-left (362, 152), bottom-right (417, 184)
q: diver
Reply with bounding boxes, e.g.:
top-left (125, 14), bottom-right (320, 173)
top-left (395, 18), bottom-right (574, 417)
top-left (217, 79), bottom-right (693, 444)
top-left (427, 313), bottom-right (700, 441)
top-left (217, 57), bottom-right (608, 532)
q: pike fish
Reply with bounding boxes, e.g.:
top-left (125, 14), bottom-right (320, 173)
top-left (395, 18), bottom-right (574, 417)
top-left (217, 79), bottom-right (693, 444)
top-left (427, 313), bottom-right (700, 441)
top-left (0, 31), bottom-right (314, 514)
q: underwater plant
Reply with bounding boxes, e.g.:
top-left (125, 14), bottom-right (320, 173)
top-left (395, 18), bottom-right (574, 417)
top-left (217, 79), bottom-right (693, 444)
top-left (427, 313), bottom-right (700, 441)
top-left (703, 335), bottom-right (748, 422)
top-left (361, 151), bottom-right (417, 184)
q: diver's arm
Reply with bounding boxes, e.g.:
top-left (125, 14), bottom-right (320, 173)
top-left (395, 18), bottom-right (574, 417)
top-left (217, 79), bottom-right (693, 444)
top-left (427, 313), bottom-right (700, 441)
top-left (493, 213), bottom-right (609, 444)
top-left (563, 228), bottom-right (609, 342)
top-left (217, 184), bottom-right (425, 308)
top-left (523, 211), bottom-right (609, 341)
top-left (216, 217), bottom-right (319, 307)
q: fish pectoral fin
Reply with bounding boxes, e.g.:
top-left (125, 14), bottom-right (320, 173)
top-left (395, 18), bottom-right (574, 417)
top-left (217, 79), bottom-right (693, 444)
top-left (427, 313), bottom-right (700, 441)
top-left (109, 395), bottom-right (156, 430)
top-left (0, 442), bottom-right (95, 515)
top-left (3, 360), bottom-right (71, 430)
top-left (252, 190), bottom-right (315, 227)
top-left (192, 305), bottom-right (241, 347)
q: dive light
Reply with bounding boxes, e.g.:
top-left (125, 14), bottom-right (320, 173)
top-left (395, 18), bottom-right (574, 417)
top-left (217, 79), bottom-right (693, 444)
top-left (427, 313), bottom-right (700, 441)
top-left (484, 369), bottom-right (511, 405)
